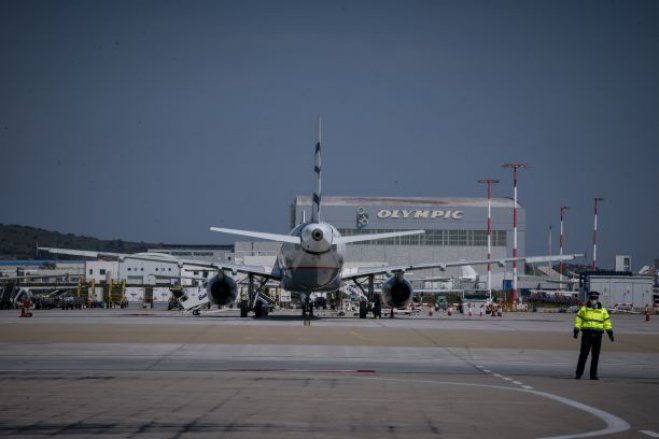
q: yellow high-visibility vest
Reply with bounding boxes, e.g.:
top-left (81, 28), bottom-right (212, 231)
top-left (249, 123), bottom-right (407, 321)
top-left (574, 304), bottom-right (612, 331)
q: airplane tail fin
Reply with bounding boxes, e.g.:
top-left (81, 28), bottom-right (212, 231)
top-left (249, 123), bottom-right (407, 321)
top-left (311, 117), bottom-right (321, 223)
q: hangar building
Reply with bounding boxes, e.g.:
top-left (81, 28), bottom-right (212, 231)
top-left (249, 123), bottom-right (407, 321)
top-left (291, 196), bottom-right (524, 282)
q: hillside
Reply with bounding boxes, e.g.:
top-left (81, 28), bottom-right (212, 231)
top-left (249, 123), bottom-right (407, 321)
top-left (0, 224), bottom-right (161, 259)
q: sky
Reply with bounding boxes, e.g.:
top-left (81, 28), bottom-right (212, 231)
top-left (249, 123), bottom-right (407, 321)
top-left (1, 0), bottom-right (658, 269)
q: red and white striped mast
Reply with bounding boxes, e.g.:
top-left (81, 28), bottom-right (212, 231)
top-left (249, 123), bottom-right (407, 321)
top-left (502, 163), bottom-right (527, 308)
top-left (592, 197), bottom-right (604, 270)
top-left (478, 178), bottom-right (499, 301)
top-left (559, 206), bottom-right (568, 283)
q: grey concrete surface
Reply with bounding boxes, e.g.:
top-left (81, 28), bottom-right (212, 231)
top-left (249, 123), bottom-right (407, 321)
top-left (0, 309), bottom-right (658, 438)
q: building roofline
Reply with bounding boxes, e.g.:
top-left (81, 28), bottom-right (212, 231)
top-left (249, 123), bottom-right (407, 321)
top-left (294, 195), bottom-right (521, 208)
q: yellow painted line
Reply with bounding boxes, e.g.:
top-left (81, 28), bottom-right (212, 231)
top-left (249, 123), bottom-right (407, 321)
top-left (348, 330), bottom-right (370, 341)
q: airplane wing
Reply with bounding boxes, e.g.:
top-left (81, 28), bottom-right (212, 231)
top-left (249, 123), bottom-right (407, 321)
top-left (545, 278), bottom-right (580, 284)
top-left (38, 247), bottom-right (282, 281)
top-left (210, 226), bottom-right (425, 245)
top-left (209, 227), bottom-right (300, 243)
top-left (341, 254), bottom-right (583, 282)
top-left (35, 248), bottom-right (128, 259)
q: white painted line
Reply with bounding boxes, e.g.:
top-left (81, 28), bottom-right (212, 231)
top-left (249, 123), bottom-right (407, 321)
top-left (512, 381), bottom-right (523, 385)
top-left (482, 369), bottom-right (491, 373)
top-left (531, 389), bottom-right (630, 439)
top-left (522, 385), bottom-right (534, 390)
top-left (347, 376), bottom-right (630, 439)
top-left (503, 377), bottom-right (513, 381)
top-left (640, 431), bottom-right (659, 438)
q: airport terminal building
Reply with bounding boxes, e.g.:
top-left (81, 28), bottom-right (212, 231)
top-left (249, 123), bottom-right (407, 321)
top-left (291, 196), bottom-right (524, 280)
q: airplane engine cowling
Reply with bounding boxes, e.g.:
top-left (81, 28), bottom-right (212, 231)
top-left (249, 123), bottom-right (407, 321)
top-left (206, 273), bottom-right (238, 307)
top-left (381, 276), bottom-right (413, 309)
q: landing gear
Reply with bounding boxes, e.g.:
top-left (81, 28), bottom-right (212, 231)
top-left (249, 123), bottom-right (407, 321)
top-left (239, 300), bottom-right (249, 318)
top-left (253, 300), bottom-right (269, 318)
top-left (302, 297), bottom-right (314, 319)
top-left (192, 309), bottom-right (200, 316)
top-left (359, 299), bottom-right (368, 319)
top-left (351, 275), bottom-right (380, 319)
top-left (372, 294), bottom-right (382, 319)
top-left (239, 274), bottom-right (273, 318)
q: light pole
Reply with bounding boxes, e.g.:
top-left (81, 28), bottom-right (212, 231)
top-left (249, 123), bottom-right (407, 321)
top-left (502, 163), bottom-right (528, 308)
top-left (559, 206), bottom-right (568, 283)
top-left (478, 178), bottom-right (499, 301)
top-left (592, 197), bottom-right (604, 270)
top-left (548, 225), bottom-right (553, 269)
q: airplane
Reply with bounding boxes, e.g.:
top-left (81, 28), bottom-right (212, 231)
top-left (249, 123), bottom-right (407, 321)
top-left (40, 119), bottom-right (582, 318)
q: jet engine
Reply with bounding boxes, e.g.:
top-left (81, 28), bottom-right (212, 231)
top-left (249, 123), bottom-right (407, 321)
top-left (381, 273), bottom-right (413, 309)
top-left (206, 272), bottom-right (238, 307)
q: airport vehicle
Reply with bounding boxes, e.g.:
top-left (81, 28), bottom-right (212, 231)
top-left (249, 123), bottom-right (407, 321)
top-left (40, 120), bottom-right (581, 317)
top-left (437, 296), bottom-right (449, 311)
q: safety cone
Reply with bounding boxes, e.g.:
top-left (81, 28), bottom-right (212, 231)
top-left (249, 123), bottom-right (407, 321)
top-left (447, 304), bottom-right (452, 317)
top-left (19, 300), bottom-right (33, 318)
top-left (479, 304), bottom-right (484, 317)
top-left (497, 305), bottom-right (502, 317)
top-left (645, 306), bottom-right (651, 322)
top-left (468, 303), bottom-right (472, 317)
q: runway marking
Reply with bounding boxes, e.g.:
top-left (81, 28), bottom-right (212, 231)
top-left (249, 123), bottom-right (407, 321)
top-left (348, 330), bottom-right (370, 341)
top-left (640, 431), bottom-right (659, 438)
top-left (475, 363), bottom-right (534, 391)
top-left (344, 376), bottom-right (630, 439)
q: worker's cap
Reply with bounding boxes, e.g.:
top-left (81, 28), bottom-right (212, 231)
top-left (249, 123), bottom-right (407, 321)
top-left (588, 291), bottom-right (600, 298)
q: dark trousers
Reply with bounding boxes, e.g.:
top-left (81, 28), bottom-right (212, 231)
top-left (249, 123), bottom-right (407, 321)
top-left (576, 330), bottom-right (603, 378)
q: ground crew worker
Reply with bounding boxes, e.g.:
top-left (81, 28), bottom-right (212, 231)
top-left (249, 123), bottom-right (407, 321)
top-left (573, 291), bottom-right (614, 380)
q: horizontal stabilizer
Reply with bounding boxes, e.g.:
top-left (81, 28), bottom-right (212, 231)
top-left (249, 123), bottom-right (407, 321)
top-left (335, 230), bottom-right (424, 245)
top-left (209, 227), bottom-right (300, 244)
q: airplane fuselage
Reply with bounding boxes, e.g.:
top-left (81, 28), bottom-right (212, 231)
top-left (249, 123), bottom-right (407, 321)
top-left (277, 222), bottom-right (345, 293)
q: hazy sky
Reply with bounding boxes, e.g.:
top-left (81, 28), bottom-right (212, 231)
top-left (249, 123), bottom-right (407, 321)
top-left (1, 0), bottom-right (658, 269)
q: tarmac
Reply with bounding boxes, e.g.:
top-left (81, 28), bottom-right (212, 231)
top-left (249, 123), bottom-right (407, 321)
top-left (0, 307), bottom-right (658, 438)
